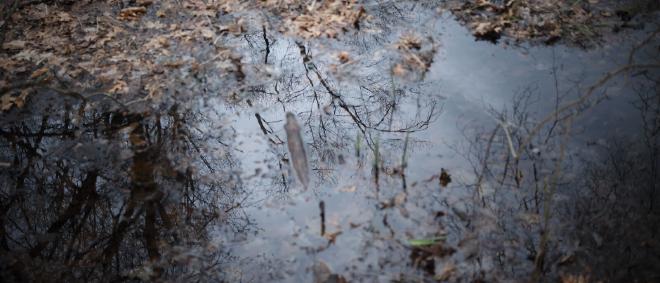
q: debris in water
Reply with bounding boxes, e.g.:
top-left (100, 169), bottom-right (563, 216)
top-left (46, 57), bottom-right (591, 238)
top-left (313, 260), bottom-right (347, 283)
top-left (439, 168), bottom-right (451, 188)
top-left (319, 201), bottom-right (326, 236)
top-left (285, 112), bottom-right (310, 189)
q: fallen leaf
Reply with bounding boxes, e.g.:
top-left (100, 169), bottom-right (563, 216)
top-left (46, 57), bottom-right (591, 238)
top-left (323, 231), bottom-right (342, 245)
top-left (392, 63), bottom-right (406, 77)
top-left (30, 67), bottom-right (50, 79)
top-left (439, 168), bottom-right (451, 187)
top-left (434, 262), bottom-right (456, 281)
top-left (3, 40), bottom-right (26, 50)
top-left (394, 192), bottom-right (406, 206)
top-left (118, 7), bottom-right (147, 21)
top-left (337, 51), bottom-right (350, 63)
top-left (137, 0), bottom-right (154, 6)
top-left (339, 185), bottom-right (356, 192)
top-left (108, 80), bottom-right (128, 94)
top-left (56, 12), bottom-right (73, 22)
top-left (1, 89), bottom-right (30, 112)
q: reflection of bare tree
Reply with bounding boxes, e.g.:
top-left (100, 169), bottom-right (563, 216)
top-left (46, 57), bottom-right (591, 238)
top-left (559, 74), bottom-right (660, 281)
top-left (0, 101), bottom-right (251, 281)
top-left (451, 33), bottom-right (660, 281)
top-left (238, 27), bottom-right (442, 192)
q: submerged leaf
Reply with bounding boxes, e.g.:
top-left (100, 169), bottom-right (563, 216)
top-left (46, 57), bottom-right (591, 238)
top-left (285, 112), bottom-right (310, 189)
top-left (439, 168), bottom-right (451, 187)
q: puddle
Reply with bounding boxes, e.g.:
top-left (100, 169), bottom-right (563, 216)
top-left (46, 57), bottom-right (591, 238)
top-left (1, 1), bottom-right (658, 282)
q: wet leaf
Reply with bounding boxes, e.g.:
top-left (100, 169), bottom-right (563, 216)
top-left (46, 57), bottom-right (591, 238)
top-left (29, 67), bottom-right (50, 79)
top-left (118, 7), bottom-right (147, 21)
top-left (434, 262), bottom-right (456, 281)
top-left (323, 230), bottom-right (342, 245)
top-left (0, 89), bottom-right (30, 112)
top-left (439, 168), bottom-right (451, 187)
top-left (338, 185), bottom-right (356, 192)
top-left (108, 80), bottom-right (128, 94)
top-left (337, 51), bottom-right (350, 64)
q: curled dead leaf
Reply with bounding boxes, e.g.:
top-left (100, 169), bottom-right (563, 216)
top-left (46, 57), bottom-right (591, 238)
top-left (118, 7), bottom-right (147, 21)
top-left (108, 80), bottom-right (128, 94)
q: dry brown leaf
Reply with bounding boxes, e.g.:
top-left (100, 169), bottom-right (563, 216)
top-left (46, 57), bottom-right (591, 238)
top-left (118, 7), bottom-right (147, 21)
top-left (1, 89), bottom-right (30, 112)
top-left (137, 0), bottom-right (154, 6)
top-left (1, 95), bottom-right (14, 111)
top-left (30, 67), bottom-right (50, 79)
top-left (108, 80), bottom-right (128, 94)
top-left (323, 231), bottom-right (342, 245)
top-left (3, 40), bottom-right (26, 50)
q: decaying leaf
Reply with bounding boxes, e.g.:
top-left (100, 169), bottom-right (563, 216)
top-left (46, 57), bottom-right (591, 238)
top-left (30, 67), bottom-right (50, 79)
top-left (338, 185), bottom-right (356, 192)
top-left (108, 80), bottom-right (129, 94)
top-left (313, 261), bottom-right (347, 283)
top-left (337, 51), bottom-right (350, 64)
top-left (3, 40), bottom-right (26, 50)
top-left (137, 0), bottom-right (154, 6)
top-left (434, 262), bottom-right (456, 281)
top-left (118, 7), bottom-right (147, 21)
top-left (323, 230), bottom-right (342, 245)
top-left (1, 89), bottom-right (31, 112)
top-left (279, 0), bottom-right (369, 39)
top-left (561, 274), bottom-right (590, 283)
top-left (439, 168), bottom-right (451, 187)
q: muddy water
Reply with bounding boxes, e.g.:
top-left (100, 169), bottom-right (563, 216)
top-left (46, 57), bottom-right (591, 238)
top-left (1, 3), bottom-right (658, 282)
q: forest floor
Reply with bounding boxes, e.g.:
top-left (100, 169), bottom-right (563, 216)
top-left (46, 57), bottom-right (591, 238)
top-left (1, 0), bottom-right (659, 112)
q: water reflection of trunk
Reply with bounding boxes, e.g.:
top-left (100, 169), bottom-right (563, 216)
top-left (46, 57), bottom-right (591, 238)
top-left (29, 170), bottom-right (99, 258)
top-left (0, 104), bottom-right (247, 281)
top-left (125, 123), bottom-right (161, 263)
